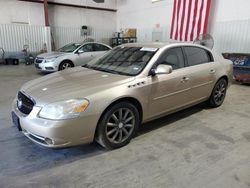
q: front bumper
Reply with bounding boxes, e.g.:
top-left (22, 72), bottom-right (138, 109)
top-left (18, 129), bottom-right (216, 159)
top-left (35, 62), bottom-right (58, 72)
top-left (12, 100), bottom-right (98, 148)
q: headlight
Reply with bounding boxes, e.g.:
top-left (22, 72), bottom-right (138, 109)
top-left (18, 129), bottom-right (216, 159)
top-left (39, 99), bottom-right (89, 120)
top-left (44, 58), bottom-right (56, 63)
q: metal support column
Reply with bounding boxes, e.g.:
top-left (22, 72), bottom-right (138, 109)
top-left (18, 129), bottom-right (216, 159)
top-left (44, 0), bottom-right (49, 26)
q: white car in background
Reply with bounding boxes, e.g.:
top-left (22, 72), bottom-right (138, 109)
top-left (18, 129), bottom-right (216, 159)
top-left (35, 42), bottom-right (112, 72)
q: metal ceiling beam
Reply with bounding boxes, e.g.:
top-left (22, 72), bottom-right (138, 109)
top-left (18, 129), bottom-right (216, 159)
top-left (18, 0), bottom-right (117, 12)
top-left (92, 0), bottom-right (105, 3)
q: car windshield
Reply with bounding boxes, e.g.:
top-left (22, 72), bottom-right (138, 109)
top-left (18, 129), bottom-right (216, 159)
top-left (82, 47), bottom-right (158, 76)
top-left (58, 43), bottom-right (82, 53)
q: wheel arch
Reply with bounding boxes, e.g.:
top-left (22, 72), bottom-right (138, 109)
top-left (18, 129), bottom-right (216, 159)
top-left (94, 97), bottom-right (143, 137)
top-left (59, 59), bottom-right (74, 69)
top-left (210, 75), bottom-right (229, 97)
top-left (217, 75), bottom-right (228, 84)
top-left (218, 75), bottom-right (229, 83)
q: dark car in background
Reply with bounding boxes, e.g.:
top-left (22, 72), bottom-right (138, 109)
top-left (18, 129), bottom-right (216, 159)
top-left (223, 53), bottom-right (250, 83)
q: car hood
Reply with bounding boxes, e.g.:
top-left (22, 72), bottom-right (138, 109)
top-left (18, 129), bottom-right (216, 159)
top-left (21, 67), bottom-right (135, 105)
top-left (37, 51), bottom-right (68, 59)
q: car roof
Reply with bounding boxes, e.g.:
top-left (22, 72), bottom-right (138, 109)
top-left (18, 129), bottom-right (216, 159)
top-left (120, 42), bottom-right (213, 52)
top-left (121, 42), bottom-right (169, 48)
top-left (73, 41), bottom-right (108, 45)
top-left (71, 42), bottom-right (112, 48)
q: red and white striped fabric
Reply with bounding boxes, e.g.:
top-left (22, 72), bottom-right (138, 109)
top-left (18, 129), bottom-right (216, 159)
top-left (170, 0), bottom-right (211, 42)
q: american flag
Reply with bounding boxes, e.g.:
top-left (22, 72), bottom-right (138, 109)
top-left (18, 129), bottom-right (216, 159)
top-left (170, 0), bottom-right (211, 42)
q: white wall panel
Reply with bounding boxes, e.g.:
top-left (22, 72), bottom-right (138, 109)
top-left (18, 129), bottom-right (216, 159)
top-left (0, 0), bottom-right (45, 25)
top-left (117, 0), bottom-right (173, 31)
top-left (135, 26), bottom-right (171, 43)
top-left (50, 0), bottom-right (117, 9)
top-left (0, 0), bottom-right (117, 27)
top-left (0, 24), bottom-right (113, 53)
top-left (0, 24), bottom-right (49, 52)
top-left (117, 0), bottom-right (250, 54)
top-left (51, 26), bottom-right (113, 49)
top-left (211, 20), bottom-right (250, 53)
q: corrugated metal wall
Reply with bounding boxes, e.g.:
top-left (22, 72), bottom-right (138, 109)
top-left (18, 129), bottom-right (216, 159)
top-left (136, 20), bottom-right (250, 54)
top-left (1, 20), bottom-right (250, 53)
top-left (0, 24), bottom-right (50, 52)
top-left (211, 20), bottom-right (250, 53)
top-left (51, 26), bottom-right (113, 49)
top-left (0, 24), bottom-right (113, 53)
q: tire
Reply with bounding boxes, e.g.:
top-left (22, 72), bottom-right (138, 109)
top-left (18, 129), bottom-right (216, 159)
top-left (13, 59), bottom-right (19, 65)
top-left (96, 102), bottom-right (140, 149)
top-left (208, 78), bottom-right (228, 107)
top-left (59, 61), bottom-right (74, 71)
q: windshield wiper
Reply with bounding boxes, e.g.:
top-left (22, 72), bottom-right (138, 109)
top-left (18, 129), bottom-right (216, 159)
top-left (97, 67), bottom-right (132, 76)
top-left (82, 64), bottom-right (106, 72)
top-left (91, 66), bottom-right (118, 74)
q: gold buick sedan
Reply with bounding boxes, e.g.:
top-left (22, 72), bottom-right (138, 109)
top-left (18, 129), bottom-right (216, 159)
top-left (12, 43), bottom-right (233, 149)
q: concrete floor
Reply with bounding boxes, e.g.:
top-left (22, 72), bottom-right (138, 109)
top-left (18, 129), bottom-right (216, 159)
top-left (0, 64), bottom-right (250, 188)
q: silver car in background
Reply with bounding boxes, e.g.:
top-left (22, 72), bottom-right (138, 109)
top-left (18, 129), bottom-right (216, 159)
top-left (35, 42), bottom-right (112, 72)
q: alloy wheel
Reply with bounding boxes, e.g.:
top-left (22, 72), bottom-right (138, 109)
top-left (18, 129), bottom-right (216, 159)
top-left (105, 108), bottom-right (135, 144)
top-left (61, 62), bottom-right (72, 70)
top-left (214, 80), bottom-right (227, 105)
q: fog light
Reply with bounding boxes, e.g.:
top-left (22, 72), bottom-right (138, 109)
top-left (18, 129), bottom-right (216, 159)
top-left (45, 138), bottom-right (53, 145)
top-left (22, 129), bottom-right (27, 133)
top-left (45, 67), bottom-right (54, 70)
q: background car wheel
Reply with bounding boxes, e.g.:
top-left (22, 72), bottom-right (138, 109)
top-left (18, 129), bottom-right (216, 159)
top-left (96, 102), bottom-right (140, 149)
top-left (208, 78), bottom-right (228, 107)
top-left (59, 61), bottom-right (74, 71)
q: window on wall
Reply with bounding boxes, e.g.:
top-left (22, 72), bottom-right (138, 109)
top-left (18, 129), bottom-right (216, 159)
top-left (184, 47), bottom-right (212, 66)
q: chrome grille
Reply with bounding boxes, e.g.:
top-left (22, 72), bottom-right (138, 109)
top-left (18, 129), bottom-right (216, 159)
top-left (35, 58), bottom-right (43, 64)
top-left (17, 92), bottom-right (35, 115)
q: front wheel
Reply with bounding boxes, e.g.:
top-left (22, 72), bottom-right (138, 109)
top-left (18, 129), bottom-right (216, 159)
top-left (59, 61), bottom-right (73, 71)
top-left (208, 78), bottom-right (228, 107)
top-left (96, 102), bottom-right (140, 149)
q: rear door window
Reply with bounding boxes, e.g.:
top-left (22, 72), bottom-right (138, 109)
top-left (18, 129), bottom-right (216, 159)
top-left (80, 44), bottom-right (94, 52)
top-left (184, 47), bottom-right (212, 66)
top-left (94, 44), bottom-right (110, 51)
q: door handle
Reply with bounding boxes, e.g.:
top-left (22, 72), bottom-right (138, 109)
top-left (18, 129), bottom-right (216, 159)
top-left (210, 69), bottom-right (216, 74)
top-left (181, 76), bottom-right (190, 82)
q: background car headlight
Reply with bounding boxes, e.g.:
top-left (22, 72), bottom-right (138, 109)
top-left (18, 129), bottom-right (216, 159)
top-left (44, 58), bottom-right (57, 63)
top-left (39, 99), bottom-right (89, 120)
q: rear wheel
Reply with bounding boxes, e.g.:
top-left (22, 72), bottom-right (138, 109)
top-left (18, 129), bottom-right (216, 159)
top-left (59, 61), bottom-right (73, 71)
top-left (13, 59), bottom-right (19, 65)
top-left (208, 78), bottom-right (228, 107)
top-left (96, 102), bottom-right (140, 149)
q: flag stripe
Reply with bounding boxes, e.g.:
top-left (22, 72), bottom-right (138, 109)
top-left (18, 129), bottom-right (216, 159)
top-left (203, 0), bottom-right (211, 34)
top-left (200, 0), bottom-right (207, 34)
top-left (196, 0), bottom-right (204, 37)
top-left (182, 0), bottom-right (189, 41)
top-left (170, 0), bottom-right (177, 39)
top-left (184, 0), bottom-right (192, 41)
top-left (174, 0), bottom-right (182, 40)
top-left (179, 0), bottom-right (186, 41)
top-left (190, 0), bottom-right (199, 41)
top-left (170, 0), bottom-right (211, 42)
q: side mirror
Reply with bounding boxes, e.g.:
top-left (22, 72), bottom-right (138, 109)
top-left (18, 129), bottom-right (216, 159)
top-left (153, 64), bottom-right (173, 75)
top-left (77, 49), bottom-right (84, 54)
